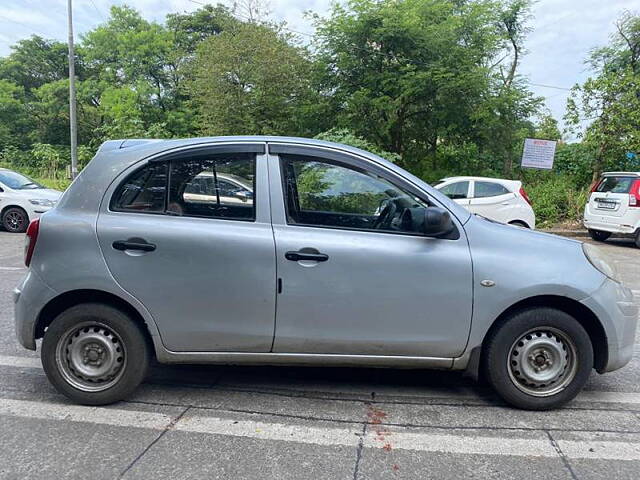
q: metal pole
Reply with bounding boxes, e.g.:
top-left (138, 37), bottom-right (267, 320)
top-left (67, 0), bottom-right (78, 179)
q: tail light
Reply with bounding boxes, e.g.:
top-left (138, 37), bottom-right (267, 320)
top-left (590, 179), bottom-right (603, 193)
top-left (629, 179), bottom-right (640, 208)
top-left (519, 187), bottom-right (532, 206)
top-left (24, 218), bottom-right (40, 267)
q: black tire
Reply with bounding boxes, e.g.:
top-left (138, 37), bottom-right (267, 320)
top-left (483, 307), bottom-right (593, 410)
top-left (509, 220), bottom-right (530, 229)
top-left (635, 231), bottom-right (640, 249)
top-left (42, 303), bottom-right (149, 405)
top-left (2, 207), bottom-right (29, 233)
top-left (588, 229), bottom-right (611, 242)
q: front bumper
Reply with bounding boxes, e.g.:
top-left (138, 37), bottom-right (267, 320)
top-left (14, 270), bottom-right (57, 350)
top-left (581, 278), bottom-right (638, 372)
top-left (27, 205), bottom-right (54, 217)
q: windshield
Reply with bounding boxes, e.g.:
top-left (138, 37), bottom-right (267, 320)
top-left (0, 170), bottom-right (44, 190)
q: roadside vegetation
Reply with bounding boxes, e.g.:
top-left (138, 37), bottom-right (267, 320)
top-left (0, 1), bottom-right (638, 227)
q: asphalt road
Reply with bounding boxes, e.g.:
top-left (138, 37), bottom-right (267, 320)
top-left (1, 230), bottom-right (640, 479)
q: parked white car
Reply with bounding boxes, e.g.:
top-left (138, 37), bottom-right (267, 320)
top-left (435, 176), bottom-right (535, 228)
top-left (583, 172), bottom-right (640, 248)
top-left (0, 168), bottom-right (62, 233)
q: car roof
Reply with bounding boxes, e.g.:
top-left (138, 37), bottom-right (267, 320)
top-left (97, 136), bottom-right (380, 159)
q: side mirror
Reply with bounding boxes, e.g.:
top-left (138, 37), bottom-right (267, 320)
top-left (423, 206), bottom-right (455, 237)
top-left (402, 206), bottom-right (455, 237)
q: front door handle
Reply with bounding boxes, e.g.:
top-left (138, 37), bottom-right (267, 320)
top-left (112, 239), bottom-right (156, 252)
top-left (285, 251), bottom-right (329, 262)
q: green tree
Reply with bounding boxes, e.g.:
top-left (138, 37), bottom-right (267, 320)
top-left (0, 36), bottom-right (71, 94)
top-left (312, 0), bottom-right (504, 167)
top-left (473, 0), bottom-right (542, 176)
top-left (0, 80), bottom-right (31, 149)
top-left (189, 22), bottom-right (316, 136)
top-left (566, 11), bottom-right (640, 181)
top-left (314, 128), bottom-right (400, 163)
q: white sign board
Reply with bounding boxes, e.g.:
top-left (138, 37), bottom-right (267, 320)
top-left (521, 138), bottom-right (556, 170)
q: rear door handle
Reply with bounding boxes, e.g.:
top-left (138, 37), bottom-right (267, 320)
top-left (112, 239), bottom-right (156, 252)
top-left (285, 251), bottom-right (329, 262)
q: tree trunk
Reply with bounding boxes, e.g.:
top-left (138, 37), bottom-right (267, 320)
top-left (592, 144), bottom-right (606, 183)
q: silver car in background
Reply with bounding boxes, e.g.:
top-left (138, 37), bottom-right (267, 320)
top-left (13, 137), bottom-right (638, 410)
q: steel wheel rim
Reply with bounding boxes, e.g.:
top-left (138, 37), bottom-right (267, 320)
top-left (5, 211), bottom-right (25, 231)
top-left (507, 326), bottom-right (578, 397)
top-left (55, 321), bottom-right (127, 392)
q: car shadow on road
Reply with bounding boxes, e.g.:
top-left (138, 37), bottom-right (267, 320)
top-left (144, 362), bottom-right (499, 405)
top-left (597, 237), bottom-right (637, 249)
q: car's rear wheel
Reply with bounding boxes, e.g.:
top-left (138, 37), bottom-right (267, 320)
top-left (635, 230), bottom-right (640, 249)
top-left (2, 207), bottom-right (28, 233)
top-left (42, 303), bottom-right (149, 405)
top-left (588, 229), bottom-right (611, 242)
top-left (483, 307), bottom-right (593, 410)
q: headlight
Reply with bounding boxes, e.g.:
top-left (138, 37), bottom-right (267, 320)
top-left (582, 243), bottom-right (621, 283)
top-left (29, 199), bottom-right (56, 207)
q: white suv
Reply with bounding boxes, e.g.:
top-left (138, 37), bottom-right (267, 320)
top-left (0, 168), bottom-right (62, 233)
top-left (583, 172), bottom-right (640, 248)
top-left (435, 176), bottom-right (535, 229)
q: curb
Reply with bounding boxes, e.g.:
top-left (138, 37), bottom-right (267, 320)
top-left (541, 229), bottom-right (589, 238)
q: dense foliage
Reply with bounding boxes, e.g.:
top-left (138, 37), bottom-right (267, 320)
top-left (0, 1), bottom-right (638, 226)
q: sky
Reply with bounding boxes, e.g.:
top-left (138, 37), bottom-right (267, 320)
top-left (0, 0), bottom-right (638, 131)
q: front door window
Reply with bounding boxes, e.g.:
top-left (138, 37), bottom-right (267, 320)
top-left (281, 155), bottom-right (428, 234)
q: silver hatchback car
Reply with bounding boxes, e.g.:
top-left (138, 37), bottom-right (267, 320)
top-left (14, 137), bottom-right (638, 410)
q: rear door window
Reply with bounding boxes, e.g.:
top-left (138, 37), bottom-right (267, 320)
top-left (596, 177), bottom-right (635, 193)
top-left (111, 150), bottom-right (256, 221)
top-left (168, 154), bottom-right (255, 220)
top-left (474, 181), bottom-right (510, 198)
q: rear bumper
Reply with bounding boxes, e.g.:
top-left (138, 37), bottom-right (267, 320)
top-left (584, 207), bottom-right (640, 235)
top-left (13, 270), bottom-right (57, 350)
top-left (581, 278), bottom-right (638, 372)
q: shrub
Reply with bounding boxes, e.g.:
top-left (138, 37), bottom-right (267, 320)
top-left (525, 175), bottom-right (589, 227)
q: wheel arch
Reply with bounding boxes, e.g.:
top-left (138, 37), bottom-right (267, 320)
top-left (1, 204), bottom-right (29, 219)
top-left (35, 289), bottom-right (157, 360)
top-left (481, 295), bottom-right (608, 373)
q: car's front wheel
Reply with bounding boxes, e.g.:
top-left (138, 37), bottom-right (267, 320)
top-left (588, 229), bottom-right (611, 242)
top-left (2, 207), bottom-right (28, 233)
top-left (42, 303), bottom-right (149, 405)
top-left (483, 307), bottom-right (593, 410)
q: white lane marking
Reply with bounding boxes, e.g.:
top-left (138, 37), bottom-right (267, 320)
top-left (559, 439), bottom-right (640, 461)
top-left (175, 415), bottom-right (360, 447)
top-left (0, 355), bottom-right (41, 369)
top-left (1, 397), bottom-right (640, 459)
top-left (0, 398), bottom-right (173, 430)
top-left (363, 432), bottom-right (556, 457)
top-left (2, 354), bottom-right (640, 405)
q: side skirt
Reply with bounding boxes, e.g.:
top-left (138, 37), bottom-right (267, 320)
top-left (155, 350), bottom-right (455, 369)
